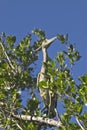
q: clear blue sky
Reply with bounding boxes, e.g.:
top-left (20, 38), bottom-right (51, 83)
top-left (0, 0), bottom-right (87, 79)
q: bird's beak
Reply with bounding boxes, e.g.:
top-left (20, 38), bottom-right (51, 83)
top-left (45, 36), bottom-right (57, 46)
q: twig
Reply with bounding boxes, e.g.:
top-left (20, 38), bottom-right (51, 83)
top-left (16, 123), bottom-right (23, 130)
top-left (0, 41), bottom-right (15, 70)
top-left (34, 45), bottom-right (42, 53)
top-left (75, 116), bottom-right (85, 130)
top-left (54, 108), bottom-right (61, 122)
top-left (12, 119), bottom-right (23, 130)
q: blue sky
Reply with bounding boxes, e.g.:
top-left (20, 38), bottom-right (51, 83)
top-left (0, 0), bottom-right (87, 79)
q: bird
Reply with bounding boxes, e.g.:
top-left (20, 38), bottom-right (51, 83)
top-left (37, 36), bottom-right (58, 118)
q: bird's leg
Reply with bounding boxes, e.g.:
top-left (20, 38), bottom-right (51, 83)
top-left (54, 108), bottom-right (61, 122)
top-left (41, 106), bottom-right (47, 113)
top-left (48, 91), bottom-right (51, 117)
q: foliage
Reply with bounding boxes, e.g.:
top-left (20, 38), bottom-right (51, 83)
top-left (0, 29), bottom-right (87, 130)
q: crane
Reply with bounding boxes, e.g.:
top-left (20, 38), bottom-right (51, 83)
top-left (37, 36), bottom-right (59, 118)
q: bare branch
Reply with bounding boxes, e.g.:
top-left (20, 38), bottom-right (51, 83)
top-left (11, 119), bottom-right (23, 130)
top-left (34, 45), bottom-right (42, 53)
top-left (12, 114), bottom-right (64, 128)
top-left (0, 41), bottom-right (15, 71)
top-left (15, 123), bottom-right (23, 130)
top-left (75, 116), bottom-right (85, 130)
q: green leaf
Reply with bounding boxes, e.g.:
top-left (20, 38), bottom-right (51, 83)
top-left (6, 35), bottom-right (16, 45)
top-left (56, 52), bottom-right (65, 66)
top-left (38, 81), bottom-right (48, 88)
top-left (57, 33), bottom-right (68, 43)
top-left (79, 74), bottom-right (87, 84)
top-left (68, 44), bottom-right (74, 52)
top-left (32, 28), bottom-right (45, 40)
top-left (2, 63), bottom-right (9, 70)
top-left (28, 122), bottom-right (35, 130)
top-left (76, 104), bottom-right (83, 114)
top-left (84, 112), bottom-right (87, 119)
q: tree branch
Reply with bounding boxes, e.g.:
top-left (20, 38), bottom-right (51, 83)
top-left (16, 123), bottom-right (23, 130)
top-left (12, 113), bottom-right (64, 128)
top-left (0, 41), bottom-right (15, 71)
top-left (12, 119), bottom-right (23, 130)
top-left (75, 116), bottom-right (85, 130)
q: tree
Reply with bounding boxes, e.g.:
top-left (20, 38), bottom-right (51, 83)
top-left (0, 29), bottom-right (87, 130)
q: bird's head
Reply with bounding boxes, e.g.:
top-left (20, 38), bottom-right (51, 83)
top-left (42, 36), bottom-right (57, 49)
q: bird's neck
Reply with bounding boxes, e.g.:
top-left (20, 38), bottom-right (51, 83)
top-left (42, 47), bottom-right (48, 63)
